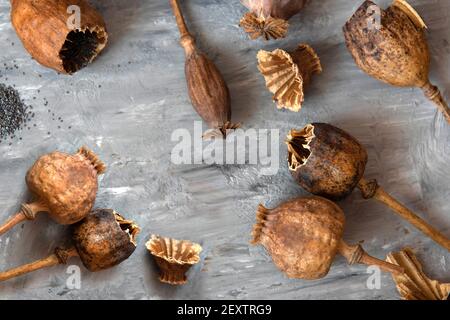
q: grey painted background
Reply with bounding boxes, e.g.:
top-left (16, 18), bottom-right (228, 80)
top-left (0, 0), bottom-right (449, 300)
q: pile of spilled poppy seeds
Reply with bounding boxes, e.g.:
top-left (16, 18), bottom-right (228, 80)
top-left (0, 83), bottom-right (32, 143)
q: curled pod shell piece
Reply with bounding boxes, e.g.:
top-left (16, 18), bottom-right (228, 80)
top-left (0, 209), bottom-right (139, 282)
top-left (240, 0), bottom-right (309, 40)
top-left (73, 209), bottom-right (140, 272)
top-left (146, 235), bottom-right (202, 285)
top-left (286, 123), bottom-right (450, 252)
top-left (0, 147), bottom-right (106, 236)
top-left (11, 0), bottom-right (108, 74)
top-left (257, 44), bottom-right (322, 112)
top-left (387, 248), bottom-right (450, 300)
top-left (251, 196), bottom-right (403, 279)
top-left (343, 0), bottom-right (450, 123)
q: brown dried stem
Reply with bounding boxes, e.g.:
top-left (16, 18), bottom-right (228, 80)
top-left (0, 201), bottom-right (48, 236)
top-left (358, 178), bottom-right (450, 252)
top-left (338, 241), bottom-right (404, 275)
top-left (169, 0), bottom-right (196, 55)
top-left (422, 82), bottom-right (450, 124)
top-left (0, 247), bottom-right (78, 283)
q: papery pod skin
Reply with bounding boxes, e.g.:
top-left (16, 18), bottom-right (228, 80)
top-left (287, 123), bottom-right (367, 200)
top-left (72, 209), bottom-right (139, 272)
top-left (25, 147), bottom-right (105, 225)
top-left (11, 0), bottom-right (108, 74)
top-left (241, 0), bottom-right (309, 21)
top-left (251, 196), bottom-right (345, 280)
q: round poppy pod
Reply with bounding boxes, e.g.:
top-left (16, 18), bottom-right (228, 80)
top-left (287, 123), bottom-right (367, 200)
top-left (25, 147), bottom-right (105, 225)
top-left (252, 196), bottom-right (345, 279)
top-left (72, 209), bottom-right (139, 272)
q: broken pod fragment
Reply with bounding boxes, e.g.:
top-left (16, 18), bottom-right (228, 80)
top-left (146, 235), bottom-right (202, 285)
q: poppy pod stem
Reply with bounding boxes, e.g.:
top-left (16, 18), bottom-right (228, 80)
top-left (358, 178), bottom-right (450, 252)
top-left (0, 247), bottom-right (78, 283)
top-left (338, 241), bottom-right (404, 275)
top-left (421, 82), bottom-right (450, 124)
top-left (169, 0), bottom-right (196, 55)
top-left (0, 201), bottom-right (48, 236)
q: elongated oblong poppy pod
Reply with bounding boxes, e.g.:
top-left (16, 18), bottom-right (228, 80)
top-left (0, 147), bottom-right (106, 236)
top-left (286, 123), bottom-right (450, 252)
top-left (251, 196), bottom-right (403, 279)
top-left (11, 0), bottom-right (108, 74)
top-left (169, 0), bottom-right (239, 138)
top-left (343, 0), bottom-right (450, 124)
top-left (0, 209), bottom-right (140, 283)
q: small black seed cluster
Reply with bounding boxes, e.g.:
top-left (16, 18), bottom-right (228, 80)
top-left (0, 83), bottom-right (32, 143)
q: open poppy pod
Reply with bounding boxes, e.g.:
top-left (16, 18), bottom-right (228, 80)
top-left (0, 146), bottom-right (106, 236)
top-left (239, 0), bottom-right (309, 40)
top-left (343, 0), bottom-right (450, 124)
top-left (11, 0), bottom-right (108, 74)
top-left (146, 235), bottom-right (202, 285)
top-left (286, 123), bottom-right (450, 252)
top-left (257, 44), bottom-right (322, 112)
top-left (251, 196), bottom-right (403, 279)
top-left (0, 209), bottom-right (140, 282)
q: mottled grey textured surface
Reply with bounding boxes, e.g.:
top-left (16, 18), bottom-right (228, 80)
top-left (0, 0), bottom-right (449, 300)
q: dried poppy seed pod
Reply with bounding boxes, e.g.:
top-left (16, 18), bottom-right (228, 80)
top-left (0, 146), bottom-right (106, 236)
top-left (257, 44), bottom-right (322, 112)
top-left (344, 0), bottom-right (450, 124)
top-left (251, 196), bottom-right (403, 279)
top-left (0, 209), bottom-right (140, 282)
top-left (73, 209), bottom-right (140, 271)
top-left (11, 0), bottom-right (108, 74)
top-left (146, 235), bottom-right (202, 285)
top-left (170, 0), bottom-right (239, 138)
top-left (286, 123), bottom-right (450, 252)
top-left (240, 0), bottom-right (309, 40)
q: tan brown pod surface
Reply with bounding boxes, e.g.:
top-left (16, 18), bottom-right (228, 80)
top-left (0, 147), bottom-right (106, 236)
top-left (343, 0), bottom-right (450, 123)
top-left (146, 235), bottom-right (202, 285)
top-left (11, 0), bottom-right (108, 74)
top-left (286, 123), bottom-right (450, 252)
top-left (251, 196), bottom-right (403, 279)
top-left (240, 0), bottom-right (309, 40)
top-left (257, 44), bottom-right (322, 112)
top-left (170, 0), bottom-right (239, 138)
top-left (0, 209), bottom-right (140, 283)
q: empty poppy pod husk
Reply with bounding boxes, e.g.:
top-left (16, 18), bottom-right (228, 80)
top-left (0, 209), bottom-right (140, 282)
top-left (0, 146), bottom-right (106, 236)
top-left (239, 0), bottom-right (309, 40)
top-left (343, 0), bottom-right (450, 124)
top-left (251, 196), bottom-right (403, 279)
top-left (257, 44), bottom-right (322, 112)
top-left (11, 0), bottom-right (108, 74)
top-left (286, 123), bottom-right (450, 252)
top-left (73, 209), bottom-right (140, 272)
top-left (146, 235), bottom-right (202, 285)
top-left (170, 0), bottom-right (239, 139)
top-left (387, 248), bottom-right (450, 300)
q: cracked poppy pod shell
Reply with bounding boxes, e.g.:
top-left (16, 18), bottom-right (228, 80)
top-left (287, 123), bottom-right (367, 200)
top-left (11, 0), bottom-right (108, 74)
top-left (240, 0), bottom-right (309, 40)
top-left (146, 235), bottom-right (202, 285)
top-left (252, 196), bottom-right (345, 279)
top-left (72, 209), bottom-right (140, 272)
top-left (344, 0), bottom-right (450, 123)
top-left (25, 147), bottom-right (106, 225)
top-left (257, 44), bottom-right (322, 112)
